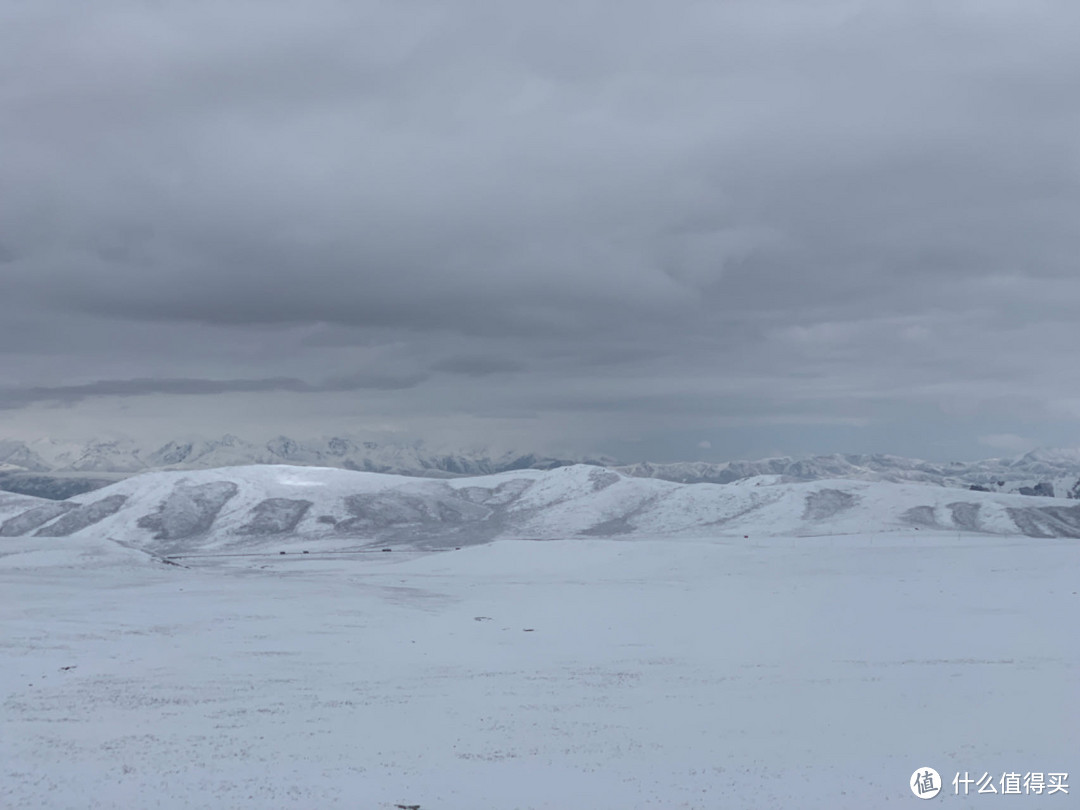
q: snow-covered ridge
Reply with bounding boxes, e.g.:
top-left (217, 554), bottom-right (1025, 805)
top-left (617, 451), bottom-right (1080, 498)
top-left (2, 465), bottom-right (1079, 559)
top-left (2, 436), bottom-right (1080, 499)
top-left (0, 435), bottom-right (598, 477)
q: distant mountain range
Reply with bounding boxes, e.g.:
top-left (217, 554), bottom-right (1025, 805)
top-left (0, 435), bottom-right (1078, 501)
top-left (0, 435), bottom-right (610, 499)
top-left (0, 435), bottom-right (597, 476)
top-left (618, 447), bottom-right (1080, 499)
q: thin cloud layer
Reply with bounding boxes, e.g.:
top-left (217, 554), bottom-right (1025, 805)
top-left (1, 0), bottom-right (1078, 459)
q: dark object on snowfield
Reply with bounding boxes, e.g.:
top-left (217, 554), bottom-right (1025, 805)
top-left (395, 805), bottom-right (421, 810)
top-left (60, 666), bottom-right (76, 671)
top-left (1018, 482), bottom-right (1055, 497)
top-left (279, 551), bottom-right (286, 555)
top-left (744, 535), bottom-right (748, 539)
top-left (455, 547), bottom-right (461, 550)
top-left (523, 628), bottom-right (535, 632)
top-left (381, 548), bottom-right (392, 552)
top-left (302, 550), bottom-right (309, 554)
top-left (969, 484), bottom-right (991, 492)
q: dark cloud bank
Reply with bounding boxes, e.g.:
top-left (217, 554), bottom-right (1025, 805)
top-left (1, 0), bottom-right (1078, 461)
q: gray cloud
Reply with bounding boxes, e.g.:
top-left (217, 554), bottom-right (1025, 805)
top-left (0, 372), bottom-right (427, 410)
top-left (431, 355), bottom-right (525, 377)
top-left (1, 0), bottom-right (1078, 459)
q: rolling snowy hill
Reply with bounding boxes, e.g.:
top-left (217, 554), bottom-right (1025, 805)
top-left (2, 465), bottom-right (1079, 563)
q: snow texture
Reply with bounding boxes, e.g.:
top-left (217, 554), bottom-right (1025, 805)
top-left (1, 501), bottom-right (77, 537)
top-left (234, 498), bottom-right (312, 536)
top-left (801, 488), bottom-right (857, 521)
top-left (1006, 503), bottom-right (1080, 538)
top-left (136, 481), bottom-right (239, 545)
top-left (1, 524), bottom-right (1076, 808)
top-left (33, 495), bottom-right (127, 537)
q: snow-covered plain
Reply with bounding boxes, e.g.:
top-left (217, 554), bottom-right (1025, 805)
top-left (2, 467), bottom-right (1078, 808)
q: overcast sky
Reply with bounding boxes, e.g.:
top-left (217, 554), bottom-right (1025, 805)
top-left (2, 0), bottom-right (1078, 462)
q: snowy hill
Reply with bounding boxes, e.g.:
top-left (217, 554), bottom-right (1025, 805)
top-left (3, 465), bottom-right (1079, 561)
